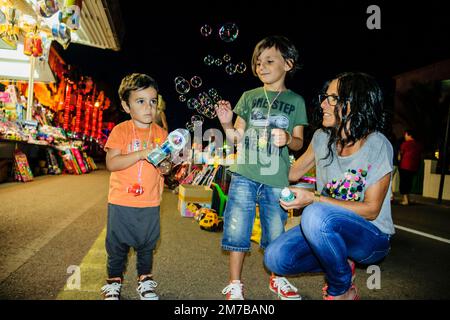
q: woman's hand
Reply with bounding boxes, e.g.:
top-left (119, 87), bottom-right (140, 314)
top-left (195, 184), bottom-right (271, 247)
top-left (279, 187), bottom-right (315, 210)
top-left (271, 129), bottom-right (290, 147)
top-left (216, 100), bottom-right (233, 125)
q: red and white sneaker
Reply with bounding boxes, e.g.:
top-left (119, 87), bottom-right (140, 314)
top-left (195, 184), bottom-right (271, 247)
top-left (322, 260), bottom-right (356, 296)
top-left (222, 281), bottom-right (244, 300)
top-left (269, 276), bottom-right (302, 300)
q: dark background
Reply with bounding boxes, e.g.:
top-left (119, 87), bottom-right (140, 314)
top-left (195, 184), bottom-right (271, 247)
top-left (57, 0), bottom-right (450, 140)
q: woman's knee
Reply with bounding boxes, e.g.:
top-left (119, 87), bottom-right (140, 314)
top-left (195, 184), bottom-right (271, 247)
top-left (264, 241), bottom-right (283, 273)
top-left (301, 203), bottom-right (330, 234)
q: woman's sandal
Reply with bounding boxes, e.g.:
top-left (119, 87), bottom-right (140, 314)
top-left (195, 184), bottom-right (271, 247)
top-left (323, 284), bottom-right (359, 300)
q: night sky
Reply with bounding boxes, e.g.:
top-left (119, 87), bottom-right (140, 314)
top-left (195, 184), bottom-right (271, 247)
top-left (58, 0), bottom-right (450, 134)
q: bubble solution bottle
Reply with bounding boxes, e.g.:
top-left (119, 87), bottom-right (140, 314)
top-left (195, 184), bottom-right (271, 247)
top-left (280, 187), bottom-right (295, 202)
top-left (146, 128), bottom-right (189, 166)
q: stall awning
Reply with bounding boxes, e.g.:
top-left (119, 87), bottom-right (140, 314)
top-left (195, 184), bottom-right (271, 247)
top-left (14, 0), bottom-right (122, 51)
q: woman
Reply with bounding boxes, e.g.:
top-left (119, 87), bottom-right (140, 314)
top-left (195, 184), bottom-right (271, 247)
top-left (264, 72), bottom-right (395, 300)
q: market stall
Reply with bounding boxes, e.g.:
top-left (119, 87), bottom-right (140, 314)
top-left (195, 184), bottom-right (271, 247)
top-left (0, 0), bottom-right (119, 183)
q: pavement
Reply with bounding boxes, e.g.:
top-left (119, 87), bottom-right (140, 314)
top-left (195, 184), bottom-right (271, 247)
top-left (0, 167), bottom-right (449, 300)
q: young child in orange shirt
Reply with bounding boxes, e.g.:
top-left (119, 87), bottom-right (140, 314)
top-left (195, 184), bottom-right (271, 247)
top-left (101, 73), bottom-right (168, 300)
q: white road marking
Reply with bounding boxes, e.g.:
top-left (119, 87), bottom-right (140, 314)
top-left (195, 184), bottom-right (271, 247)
top-left (394, 224), bottom-right (450, 244)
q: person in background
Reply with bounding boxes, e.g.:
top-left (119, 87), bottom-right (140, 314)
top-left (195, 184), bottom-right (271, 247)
top-left (398, 129), bottom-right (423, 205)
top-left (154, 94), bottom-right (169, 132)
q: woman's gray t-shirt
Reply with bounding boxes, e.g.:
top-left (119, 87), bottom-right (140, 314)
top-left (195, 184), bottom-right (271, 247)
top-left (312, 129), bottom-right (395, 235)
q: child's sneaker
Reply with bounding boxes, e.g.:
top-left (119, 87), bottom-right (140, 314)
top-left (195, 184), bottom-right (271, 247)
top-left (136, 276), bottom-right (159, 300)
top-left (222, 280), bottom-right (244, 300)
top-left (269, 275), bottom-right (302, 300)
top-left (101, 279), bottom-right (122, 300)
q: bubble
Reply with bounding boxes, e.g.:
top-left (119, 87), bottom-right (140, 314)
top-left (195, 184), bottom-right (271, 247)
top-left (187, 98), bottom-right (200, 110)
top-left (186, 122), bottom-right (194, 132)
top-left (175, 78), bottom-right (190, 95)
top-left (198, 92), bottom-right (212, 107)
top-left (211, 95), bottom-right (222, 103)
top-left (179, 95), bottom-right (186, 102)
top-left (191, 115), bottom-right (204, 126)
top-left (214, 58), bottom-right (223, 67)
top-left (200, 24), bottom-right (212, 37)
top-left (190, 76), bottom-right (202, 89)
top-left (203, 105), bottom-right (217, 119)
top-left (225, 63), bottom-right (236, 75)
top-left (204, 55), bottom-right (214, 66)
top-left (174, 76), bottom-right (186, 84)
top-left (208, 88), bottom-right (218, 97)
top-left (223, 54), bottom-right (231, 62)
top-left (236, 62), bottom-right (247, 73)
top-left (219, 23), bottom-right (239, 42)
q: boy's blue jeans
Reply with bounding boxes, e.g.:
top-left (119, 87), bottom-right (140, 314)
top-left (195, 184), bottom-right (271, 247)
top-left (221, 173), bottom-right (288, 251)
top-left (264, 202), bottom-right (391, 296)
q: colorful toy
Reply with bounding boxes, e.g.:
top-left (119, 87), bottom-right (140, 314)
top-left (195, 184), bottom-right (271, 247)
top-left (13, 150), bottom-right (34, 182)
top-left (210, 182), bottom-right (228, 217)
top-left (127, 183), bottom-right (144, 196)
top-left (194, 208), bottom-right (223, 232)
top-left (146, 128), bottom-right (189, 166)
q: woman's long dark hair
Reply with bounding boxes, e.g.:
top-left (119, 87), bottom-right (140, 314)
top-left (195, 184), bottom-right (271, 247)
top-left (314, 72), bottom-right (387, 165)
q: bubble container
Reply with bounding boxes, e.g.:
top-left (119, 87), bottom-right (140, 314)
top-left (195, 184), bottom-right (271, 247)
top-left (280, 187), bottom-right (295, 202)
top-left (146, 128), bottom-right (189, 166)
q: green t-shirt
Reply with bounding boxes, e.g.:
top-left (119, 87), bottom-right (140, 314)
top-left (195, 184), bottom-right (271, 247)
top-left (229, 87), bottom-right (308, 188)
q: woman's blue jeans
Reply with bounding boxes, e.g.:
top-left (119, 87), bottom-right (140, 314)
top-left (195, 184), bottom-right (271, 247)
top-left (264, 202), bottom-right (391, 296)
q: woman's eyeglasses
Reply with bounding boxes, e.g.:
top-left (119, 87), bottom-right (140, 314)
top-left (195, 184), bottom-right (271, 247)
top-left (318, 94), bottom-right (340, 106)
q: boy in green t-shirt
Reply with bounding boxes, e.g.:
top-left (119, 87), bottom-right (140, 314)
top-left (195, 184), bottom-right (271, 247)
top-left (216, 35), bottom-right (308, 300)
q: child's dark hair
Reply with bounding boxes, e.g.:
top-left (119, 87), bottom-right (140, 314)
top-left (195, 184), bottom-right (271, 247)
top-left (118, 73), bottom-right (158, 104)
top-left (251, 35), bottom-right (300, 77)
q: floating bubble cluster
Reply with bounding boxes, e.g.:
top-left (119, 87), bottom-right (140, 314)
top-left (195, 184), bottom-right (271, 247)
top-left (203, 54), bottom-right (246, 75)
top-left (179, 95), bottom-right (186, 102)
top-left (219, 23), bottom-right (239, 42)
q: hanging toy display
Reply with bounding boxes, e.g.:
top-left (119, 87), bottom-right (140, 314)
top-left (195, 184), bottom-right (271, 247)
top-left (0, 7), bottom-right (20, 44)
top-left (37, 0), bottom-right (59, 18)
top-left (59, 0), bottom-right (83, 30)
top-left (51, 22), bottom-right (71, 48)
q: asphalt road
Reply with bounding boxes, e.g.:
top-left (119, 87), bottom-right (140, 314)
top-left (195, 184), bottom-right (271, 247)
top-left (0, 168), bottom-right (449, 300)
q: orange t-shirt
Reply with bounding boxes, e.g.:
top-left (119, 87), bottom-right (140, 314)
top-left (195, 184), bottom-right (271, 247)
top-left (105, 120), bottom-right (168, 208)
